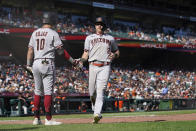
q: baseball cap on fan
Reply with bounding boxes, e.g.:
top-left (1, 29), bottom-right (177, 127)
top-left (95, 17), bottom-right (106, 29)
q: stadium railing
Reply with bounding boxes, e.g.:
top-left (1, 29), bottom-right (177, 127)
top-left (1, 97), bottom-right (196, 117)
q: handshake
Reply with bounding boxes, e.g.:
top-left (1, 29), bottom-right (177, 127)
top-left (73, 58), bottom-right (84, 71)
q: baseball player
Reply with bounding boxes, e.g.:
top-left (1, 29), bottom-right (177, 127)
top-left (78, 17), bottom-right (120, 124)
top-left (26, 12), bottom-right (77, 125)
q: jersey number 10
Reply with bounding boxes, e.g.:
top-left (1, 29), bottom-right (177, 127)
top-left (36, 39), bottom-right (45, 51)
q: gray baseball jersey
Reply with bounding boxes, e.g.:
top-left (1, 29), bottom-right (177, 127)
top-left (28, 27), bottom-right (63, 95)
top-left (84, 33), bottom-right (119, 117)
top-left (28, 28), bottom-right (63, 59)
top-left (84, 34), bottom-right (118, 62)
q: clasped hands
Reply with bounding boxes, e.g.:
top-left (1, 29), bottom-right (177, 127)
top-left (73, 58), bottom-right (83, 71)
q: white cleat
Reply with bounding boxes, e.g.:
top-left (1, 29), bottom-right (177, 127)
top-left (45, 119), bottom-right (62, 125)
top-left (33, 118), bottom-right (42, 125)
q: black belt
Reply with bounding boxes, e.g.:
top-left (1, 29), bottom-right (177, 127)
top-left (34, 58), bottom-right (54, 64)
top-left (34, 58), bottom-right (54, 60)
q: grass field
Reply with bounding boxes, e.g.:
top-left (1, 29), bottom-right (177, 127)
top-left (0, 110), bottom-right (196, 131)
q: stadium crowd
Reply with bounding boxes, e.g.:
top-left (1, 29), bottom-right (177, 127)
top-left (0, 7), bottom-right (196, 45)
top-left (0, 62), bottom-right (195, 100)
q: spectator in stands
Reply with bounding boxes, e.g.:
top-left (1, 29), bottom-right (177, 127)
top-left (78, 102), bottom-right (88, 112)
top-left (17, 93), bottom-right (28, 115)
top-left (0, 61), bottom-right (195, 100)
top-left (1, 6), bottom-right (196, 45)
top-left (162, 86), bottom-right (168, 96)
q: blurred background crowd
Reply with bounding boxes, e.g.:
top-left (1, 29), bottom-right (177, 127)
top-left (0, 62), bottom-right (195, 100)
top-left (0, 6), bottom-right (196, 45)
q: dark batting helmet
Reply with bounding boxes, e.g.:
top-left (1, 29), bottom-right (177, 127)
top-left (95, 17), bottom-right (106, 30)
top-left (42, 12), bottom-right (57, 25)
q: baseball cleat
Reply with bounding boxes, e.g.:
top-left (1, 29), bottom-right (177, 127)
top-left (33, 118), bottom-right (42, 125)
top-left (92, 114), bottom-right (102, 124)
top-left (45, 119), bottom-right (62, 125)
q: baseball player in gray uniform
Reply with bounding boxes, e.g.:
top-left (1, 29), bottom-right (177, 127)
top-left (78, 17), bottom-right (120, 124)
top-left (26, 13), bottom-right (77, 125)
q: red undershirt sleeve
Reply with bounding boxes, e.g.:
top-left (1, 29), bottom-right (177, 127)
top-left (64, 49), bottom-right (70, 60)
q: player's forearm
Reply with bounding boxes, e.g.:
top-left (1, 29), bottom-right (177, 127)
top-left (56, 48), bottom-right (75, 64)
top-left (81, 51), bottom-right (88, 63)
top-left (63, 49), bottom-right (75, 64)
top-left (27, 47), bottom-right (33, 66)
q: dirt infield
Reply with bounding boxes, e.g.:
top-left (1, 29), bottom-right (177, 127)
top-left (1, 113), bottom-right (196, 124)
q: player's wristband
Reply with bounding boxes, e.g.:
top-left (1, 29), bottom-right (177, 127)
top-left (27, 59), bottom-right (32, 66)
top-left (80, 58), bottom-right (87, 63)
top-left (68, 57), bottom-right (75, 64)
top-left (63, 49), bottom-right (76, 64)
